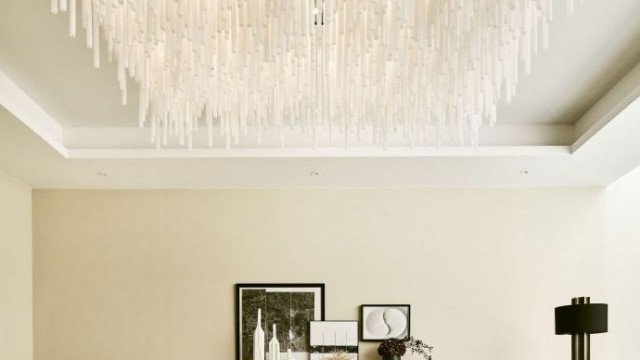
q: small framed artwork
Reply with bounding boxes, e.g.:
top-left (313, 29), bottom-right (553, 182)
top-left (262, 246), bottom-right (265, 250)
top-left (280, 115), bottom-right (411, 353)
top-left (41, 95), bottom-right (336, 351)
top-left (310, 321), bottom-right (359, 360)
top-left (360, 304), bottom-right (411, 341)
top-left (235, 283), bottom-right (325, 360)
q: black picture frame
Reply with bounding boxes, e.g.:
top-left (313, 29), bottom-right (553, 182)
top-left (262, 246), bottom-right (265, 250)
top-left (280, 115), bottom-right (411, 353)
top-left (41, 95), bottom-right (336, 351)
top-left (359, 304), bottom-right (411, 342)
top-left (309, 320), bottom-right (359, 360)
top-left (235, 283), bottom-right (326, 360)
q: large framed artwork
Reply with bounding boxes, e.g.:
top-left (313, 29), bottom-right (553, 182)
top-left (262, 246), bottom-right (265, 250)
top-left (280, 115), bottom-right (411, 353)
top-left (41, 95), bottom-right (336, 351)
top-left (360, 304), bottom-right (411, 341)
top-left (236, 283), bottom-right (325, 360)
top-left (309, 321), bottom-right (359, 360)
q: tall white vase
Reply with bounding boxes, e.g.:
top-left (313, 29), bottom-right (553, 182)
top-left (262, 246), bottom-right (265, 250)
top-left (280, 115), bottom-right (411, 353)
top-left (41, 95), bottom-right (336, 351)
top-left (269, 324), bottom-right (281, 360)
top-left (253, 309), bottom-right (265, 360)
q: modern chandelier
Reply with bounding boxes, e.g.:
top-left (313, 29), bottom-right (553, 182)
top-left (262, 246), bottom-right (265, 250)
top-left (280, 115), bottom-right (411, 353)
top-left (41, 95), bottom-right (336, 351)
top-left (51, 0), bottom-right (580, 149)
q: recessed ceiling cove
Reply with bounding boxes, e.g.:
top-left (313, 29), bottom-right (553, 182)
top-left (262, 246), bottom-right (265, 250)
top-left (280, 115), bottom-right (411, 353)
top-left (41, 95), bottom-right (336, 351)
top-left (50, 0), bottom-right (579, 149)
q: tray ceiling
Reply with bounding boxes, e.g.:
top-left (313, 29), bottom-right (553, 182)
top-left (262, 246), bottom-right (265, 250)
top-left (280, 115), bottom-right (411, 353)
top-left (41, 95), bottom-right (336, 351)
top-left (1, 0), bottom-right (640, 187)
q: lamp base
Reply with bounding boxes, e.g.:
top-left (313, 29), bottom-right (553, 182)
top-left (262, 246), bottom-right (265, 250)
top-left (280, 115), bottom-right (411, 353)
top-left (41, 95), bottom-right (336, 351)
top-left (571, 297), bottom-right (590, 360)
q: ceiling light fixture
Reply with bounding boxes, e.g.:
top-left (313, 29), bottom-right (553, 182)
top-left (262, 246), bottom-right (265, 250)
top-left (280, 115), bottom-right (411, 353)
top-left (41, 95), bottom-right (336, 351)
top-left (51, 0), bottom-right (579, 149)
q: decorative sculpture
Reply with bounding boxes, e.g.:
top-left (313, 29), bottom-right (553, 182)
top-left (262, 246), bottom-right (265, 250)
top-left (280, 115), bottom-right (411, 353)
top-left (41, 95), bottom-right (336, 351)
top-left (253, 309), bottom-right (265, 360)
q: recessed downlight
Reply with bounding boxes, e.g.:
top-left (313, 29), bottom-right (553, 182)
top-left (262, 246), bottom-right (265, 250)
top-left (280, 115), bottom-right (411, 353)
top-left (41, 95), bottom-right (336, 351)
top-left (520, 170), bottom-right (530, 175)
top-left (309, 171), bottom-right (320, 177)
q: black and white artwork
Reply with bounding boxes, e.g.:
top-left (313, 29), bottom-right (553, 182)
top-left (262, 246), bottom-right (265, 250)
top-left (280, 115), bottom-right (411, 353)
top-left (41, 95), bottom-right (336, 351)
top-left (236, 283), bottom-right (325, 360)
top-left (309, 321), bottom-right (359, 360)
top-left (360, 304), bottom-right (411, 341)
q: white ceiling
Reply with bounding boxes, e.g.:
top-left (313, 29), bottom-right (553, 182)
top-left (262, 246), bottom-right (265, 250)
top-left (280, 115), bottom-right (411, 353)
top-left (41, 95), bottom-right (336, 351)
top-left (1, 0), bottom-right (640, 188)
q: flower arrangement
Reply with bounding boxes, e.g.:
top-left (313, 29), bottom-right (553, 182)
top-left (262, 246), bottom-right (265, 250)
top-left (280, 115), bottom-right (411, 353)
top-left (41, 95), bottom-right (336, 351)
top-left (377, 337), bottom-right (433, 360)
top-left (377, 339), bottom-right (406, 358)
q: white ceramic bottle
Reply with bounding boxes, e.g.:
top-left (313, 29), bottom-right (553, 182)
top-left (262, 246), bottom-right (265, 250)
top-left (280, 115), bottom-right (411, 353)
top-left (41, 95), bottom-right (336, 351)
top-left (253, 309), bottom-right (265, 360)
top-left (269, 324), bottom-right (281, 360)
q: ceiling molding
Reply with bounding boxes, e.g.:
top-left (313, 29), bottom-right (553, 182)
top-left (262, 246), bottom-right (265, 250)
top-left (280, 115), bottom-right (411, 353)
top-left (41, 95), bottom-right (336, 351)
top-left (572, 61), bottom-right (640, 152)
top-left (65, 146), bottom-right (571, 159)
top-left (0, 70), bottom-right (67, 157)
top-left (62, 123), bottom-right (575, 155)
top-left (1, 102), bottom-right (639, 188)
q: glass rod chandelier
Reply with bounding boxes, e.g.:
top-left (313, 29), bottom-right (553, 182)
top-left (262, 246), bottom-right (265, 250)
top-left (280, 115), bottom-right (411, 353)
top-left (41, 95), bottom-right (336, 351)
top-left (51, 0), bottom-right (579, 149)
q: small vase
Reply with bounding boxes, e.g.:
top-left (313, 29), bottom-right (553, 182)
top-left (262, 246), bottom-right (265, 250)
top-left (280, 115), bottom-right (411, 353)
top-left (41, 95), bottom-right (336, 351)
top-left (383, 356), bottom-right (401, 360)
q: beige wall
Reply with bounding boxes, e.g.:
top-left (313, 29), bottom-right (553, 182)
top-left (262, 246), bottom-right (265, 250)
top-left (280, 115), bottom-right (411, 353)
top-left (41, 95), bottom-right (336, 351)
top-left (0, 170), bottom-right (33, 360)
top-left (601, 167), bottom-right (640, 359)
top-left (33, 188), bottom-right (617, 360)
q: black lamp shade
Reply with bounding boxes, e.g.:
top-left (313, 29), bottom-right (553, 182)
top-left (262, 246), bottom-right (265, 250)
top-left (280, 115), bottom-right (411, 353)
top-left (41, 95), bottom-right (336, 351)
top-left (555, 303), bottom-right (608, 335)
